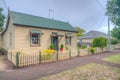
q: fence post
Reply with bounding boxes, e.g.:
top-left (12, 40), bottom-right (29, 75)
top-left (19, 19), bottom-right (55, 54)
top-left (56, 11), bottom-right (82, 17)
top-left (11, 51), bottom-right (12, 61)
top-left (56, 50), bottom-right (59, 61)
top-left (78, 48), bottom-right (80, 56)
top-left (16, 52), bottom-right (19, 67)
top-left (69, 50), bottom-right (71, 58)
top-left (88, 47), bottom-right (90, 55)
top-left (39, 51), bottom-right (41, 64)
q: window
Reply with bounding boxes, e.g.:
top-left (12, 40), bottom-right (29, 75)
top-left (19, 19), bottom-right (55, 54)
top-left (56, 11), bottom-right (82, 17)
top-left (65, 33), bottom-right (73, 45)
top-left (65, 36), bottom-right (71, 45)
top-left (31, 33), bottom-right (40, 46)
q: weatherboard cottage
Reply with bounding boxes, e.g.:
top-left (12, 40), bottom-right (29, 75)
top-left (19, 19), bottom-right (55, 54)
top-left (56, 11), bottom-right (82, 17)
top-left (1, 11), bottom-right (77, 54)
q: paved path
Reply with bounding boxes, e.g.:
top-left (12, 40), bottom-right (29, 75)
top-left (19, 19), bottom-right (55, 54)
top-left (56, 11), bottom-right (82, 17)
top-left (0, 50), bottom-right (120, 80)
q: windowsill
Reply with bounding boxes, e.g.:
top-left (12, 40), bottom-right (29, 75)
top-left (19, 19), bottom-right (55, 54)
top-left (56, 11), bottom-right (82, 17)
top-left (30, 44), bottom-right (40, 47)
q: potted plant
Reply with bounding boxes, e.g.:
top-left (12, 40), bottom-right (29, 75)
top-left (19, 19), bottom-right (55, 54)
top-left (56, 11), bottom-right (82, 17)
top-left (60, 44), bottom-right (64, 52)
top-left (50, 44), bottom-right (54, 50)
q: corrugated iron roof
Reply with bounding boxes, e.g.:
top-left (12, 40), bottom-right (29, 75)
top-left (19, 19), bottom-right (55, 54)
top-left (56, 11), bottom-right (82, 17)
top-left (10, 11), bottom-right (77, 32)
top-left (80, 30), bottom-right (107, 39)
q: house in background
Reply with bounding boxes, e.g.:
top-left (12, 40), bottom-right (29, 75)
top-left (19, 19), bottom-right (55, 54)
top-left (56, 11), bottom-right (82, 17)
top-left (78, 30), bottom-right (107, 46)
top-left (0, 11), bottom-right (77, 54)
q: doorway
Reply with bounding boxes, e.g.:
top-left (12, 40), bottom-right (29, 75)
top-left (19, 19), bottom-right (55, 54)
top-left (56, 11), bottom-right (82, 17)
top-left (51, 33), bottom-right (58, 51)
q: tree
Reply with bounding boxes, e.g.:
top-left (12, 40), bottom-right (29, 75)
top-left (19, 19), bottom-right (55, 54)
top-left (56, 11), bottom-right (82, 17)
top-left (75, 26), bottom-right (85, 37)
top-left (106, 0), bottom-right (120, 26)
top-left (111, 39), bottom-right (118, 45)
top-left (111, 26), bottom-right (120, 40)
top-left (92, 37), bottom-right (108, 52)
top-left (0, 8), bottom-right (5, 32)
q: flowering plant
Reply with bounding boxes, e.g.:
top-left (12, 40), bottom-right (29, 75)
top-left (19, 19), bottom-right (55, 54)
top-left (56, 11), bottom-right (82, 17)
top-left (42, 49), bottom-right (56, 55)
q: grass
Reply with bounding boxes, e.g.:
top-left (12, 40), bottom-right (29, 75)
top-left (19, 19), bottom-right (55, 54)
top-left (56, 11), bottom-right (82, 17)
top-left (36, 63), bottom-right (120, 80)
top-left (104, 54), bottom-right (120, 64)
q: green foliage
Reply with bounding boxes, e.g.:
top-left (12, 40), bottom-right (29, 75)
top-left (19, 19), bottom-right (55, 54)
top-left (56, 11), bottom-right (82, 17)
top-left (81, 44), bottom-right (87, 49)
top-left (50, 44), bottom-right (54, 49)
top-left (111, 39), bottom-right (118, 44)
top-left (106, 0), bottom-right (120, 26)
top-left (92, 37), bottom-right (108, 49)
top-left (75, 26), bottom-right (85, 37)
top-left (60, 44), bottom-right (64, 48)
top-left (111, 26), bottom-right (120, 40)
top-left (0, 48), bottom-right (7, 55)
top-left (16, 51), bottom-right (22, 55)
top-left (0, 8), bottom-right (5, 32)
top-left (42, 54), bottom-right (52, 60)
top-left (65, 46), bottom-right (69, 51)
top-left (89, 47), bottom-right (95, 54)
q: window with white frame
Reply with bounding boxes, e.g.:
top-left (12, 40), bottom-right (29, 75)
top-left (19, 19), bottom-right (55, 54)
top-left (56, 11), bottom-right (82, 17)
top-left (65, 33), bottom-right (72, 45)
top-left (31, 33), bottom-right (40, 45)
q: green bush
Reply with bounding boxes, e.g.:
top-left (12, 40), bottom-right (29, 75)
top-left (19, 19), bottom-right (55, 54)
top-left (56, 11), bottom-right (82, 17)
top-left (89, 47), bottom-right (95, 54)
top-left (111, 39), bottom-right (118, 44)
top-left (65, 46), bottom-right (69, 51)
top-left (60, 44), bottom-right (64, 48)
top-left (92, 37), bottom-right (108, 52)
top-left (81, 44), bottom-right (87, 49)
top-left (50, 44), bottom-right (54, 49)
top-left (0, 48), bottom-right (7, 55)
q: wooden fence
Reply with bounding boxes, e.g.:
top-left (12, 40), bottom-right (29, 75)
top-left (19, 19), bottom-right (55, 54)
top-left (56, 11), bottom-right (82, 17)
top-left (7, 44), bottom-right (120, 67)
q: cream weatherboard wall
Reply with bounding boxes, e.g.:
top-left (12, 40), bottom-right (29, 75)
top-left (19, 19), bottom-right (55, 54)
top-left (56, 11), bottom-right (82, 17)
top-left (2, 19), bottom-right (15, 50)
top-left (0, 35), bottom-right (2, 47)
top-left (14, 25), bottom-right (77, 55)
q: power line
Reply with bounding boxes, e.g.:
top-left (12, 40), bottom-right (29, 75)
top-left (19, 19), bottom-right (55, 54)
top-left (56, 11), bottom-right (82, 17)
top-left (3, 0), bottom-right (8, 10)
top-left (95, 0), bottom-right (105, 10)
top-left (95, 0), bottom-right (111, 51)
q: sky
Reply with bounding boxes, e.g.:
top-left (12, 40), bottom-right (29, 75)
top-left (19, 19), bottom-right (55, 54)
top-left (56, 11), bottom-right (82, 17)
top-left (0, 0), bottom-right (114, 33)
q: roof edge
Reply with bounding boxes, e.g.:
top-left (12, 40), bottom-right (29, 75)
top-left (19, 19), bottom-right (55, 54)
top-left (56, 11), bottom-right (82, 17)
top-left (13, 23), bottom-right (77, 33)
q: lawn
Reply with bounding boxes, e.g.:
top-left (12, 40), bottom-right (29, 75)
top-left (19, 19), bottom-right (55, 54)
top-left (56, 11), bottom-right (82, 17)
top-left (104, 53), bottom-right (120, 64)
top-left (36, 63), bottom-right (120, 80)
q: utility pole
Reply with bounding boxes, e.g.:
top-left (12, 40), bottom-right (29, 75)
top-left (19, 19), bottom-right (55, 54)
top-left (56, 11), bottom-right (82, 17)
top-left (49, 9), bottom-right (54, 19)
top-left (108, 16), bottom-right (111, 51)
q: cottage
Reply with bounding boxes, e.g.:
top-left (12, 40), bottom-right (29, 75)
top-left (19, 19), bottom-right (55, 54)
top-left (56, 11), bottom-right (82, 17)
top-left (1, 11), bottom-right (77, 54)
top-left (78, 30), bottom-right (107, 46)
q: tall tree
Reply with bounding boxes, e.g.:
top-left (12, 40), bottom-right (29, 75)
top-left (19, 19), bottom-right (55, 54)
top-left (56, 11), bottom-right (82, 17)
top-left (0, 8), bottom-right (5, 32)
top-left (75, 26), bottom-right (85, 37)
top-left (106, 0), bottom-right (120, 26)
top-left (111, 26), bottom-right (120, 40)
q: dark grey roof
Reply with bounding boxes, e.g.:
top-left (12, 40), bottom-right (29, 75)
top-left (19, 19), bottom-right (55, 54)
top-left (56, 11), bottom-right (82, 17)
top-left (80, 30), bottom-right (107, 39)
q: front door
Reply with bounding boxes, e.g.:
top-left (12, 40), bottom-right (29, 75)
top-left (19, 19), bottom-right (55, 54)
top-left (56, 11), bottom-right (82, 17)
top-left (51, 32), bottom-right (59, 51)
top-left (51, 36), bottom-right (58, 51)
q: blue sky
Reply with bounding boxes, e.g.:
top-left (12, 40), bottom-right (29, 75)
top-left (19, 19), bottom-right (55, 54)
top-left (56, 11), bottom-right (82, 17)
top-left (0, 0), bottom-right (114, 33)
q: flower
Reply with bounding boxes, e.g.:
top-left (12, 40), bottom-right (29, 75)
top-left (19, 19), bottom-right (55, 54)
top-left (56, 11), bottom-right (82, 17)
top-left (42, 49), bottom-right (56, 55)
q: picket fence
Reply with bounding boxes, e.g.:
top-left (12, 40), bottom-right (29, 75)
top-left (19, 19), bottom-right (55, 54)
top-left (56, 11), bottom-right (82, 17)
top-left (7, 44), bottom-right (120, 67)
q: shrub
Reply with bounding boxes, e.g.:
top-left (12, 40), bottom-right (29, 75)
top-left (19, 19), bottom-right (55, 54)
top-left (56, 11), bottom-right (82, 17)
top-left (0, 48), bottom-right (7, 55)
top-left (92, 37), bottom-right (108, 52)
top-left (65, 46), bottom-right (69, 51)
top-left (111, 39), bottom-right (118, 44)
top-left (42, 49), bottom-right (56, 54)
top-left (42, 49), bottom-right (56, 60)
top-left (50, 44), bottom-right (54, 49)
top-left (81, 44), bottom-right (87, 49)
top-left (89, 47), bottom-right (95, 54)
top-left (60, 44), bottom-right (64, 49)
top-left (16, 51), bottom-right (22, 55)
